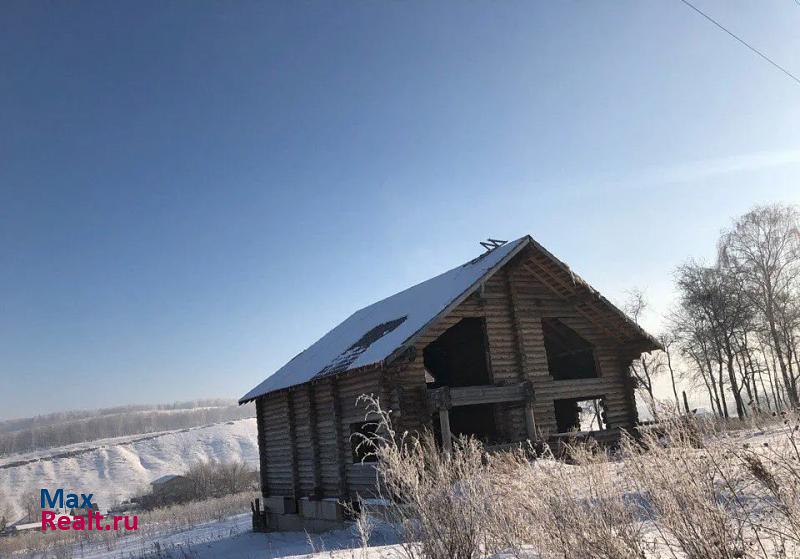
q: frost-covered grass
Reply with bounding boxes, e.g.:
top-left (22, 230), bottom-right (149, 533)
top-left (4, 407), bottom-right (800, 559)
top-left (358, 396), bottom-right (800, 559)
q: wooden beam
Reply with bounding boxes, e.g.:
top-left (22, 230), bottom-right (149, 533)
top-left (619, 355), bottom-right (640, 428)
top-left (286, 391), bottom-right (300, 498)
top-left (427, 385), bottom-right (451, 411)
top-left (524, 401), bottom-right (537, 441)
top-left (438, 409), bottom-right (452, 455)
top-left (428, 383), bottom-right (528, 409)
top-left (524, 257), bottom-right (575, 295)
top-left (330, 377), bottom-right (349, 498)
top-left (505, 269), bottom-right (529, 382)
top-left (506, 266), bottom-right (541, 442)
top-left (255, 398), bottom-right (269, 497)
top-left (453, 384), bottom-right (528, 406)
top-left (307, 383), bottom-right (322, 498)
top-left (522, 261), bottom-right (625, 343)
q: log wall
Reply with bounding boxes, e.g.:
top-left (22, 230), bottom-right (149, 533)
top-left (392, 248), bottom-right (638, 438)
top-left (256, 368), bottom-right (383, 500)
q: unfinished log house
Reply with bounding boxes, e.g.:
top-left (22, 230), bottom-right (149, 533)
top-left (240, 236), bottom-right (660, 530)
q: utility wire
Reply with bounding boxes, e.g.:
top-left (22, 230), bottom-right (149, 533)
top-left (678, 0), bottom-right (800, 87)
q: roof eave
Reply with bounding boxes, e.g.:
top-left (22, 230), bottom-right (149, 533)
top-left (238, 361), bottom-right (386, 404)
top-left (525, 236), bottom-right (661, 353)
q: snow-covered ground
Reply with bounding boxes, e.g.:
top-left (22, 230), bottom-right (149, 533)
top-left (4, 419), bottom-right (795, 558)
top-left (65, 514), bottom-right (404, 559)
top-left (0, 419), bottom-right (258, 519)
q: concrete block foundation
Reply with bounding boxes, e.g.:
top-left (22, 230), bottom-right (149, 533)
top-left (263, 496), bottom-right (297, 515)
top-left (255, 496), bottom-right (347, 533)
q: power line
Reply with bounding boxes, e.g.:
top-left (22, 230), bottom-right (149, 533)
top-left (677, 0), bottom-right (800, 87)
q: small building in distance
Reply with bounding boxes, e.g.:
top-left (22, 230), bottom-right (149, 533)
top-left (240, 235), bottom-right (661, 531)
top-left (147, 474), bottom-right (192, 507)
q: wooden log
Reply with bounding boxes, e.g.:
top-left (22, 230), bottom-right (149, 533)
top-left (439, 409), bottom-right (452, 455)
top-left (256, 398), bottom-right (269, 497)
top-left (522, 261), bottom-right (623, 344)
top-left (524, 400), bottom-right (537, 440)
top-left (286, 391), bottom-right (300, 498)
top-left (506, 269), bottom-right (530, 382)
top-left (428, 383), bottom-right (528, 409)
top-left (330, 377), bottom-right (349, 497)
top-left (308, 383), bottom-right (322, 498)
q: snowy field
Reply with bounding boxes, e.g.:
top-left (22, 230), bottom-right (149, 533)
top-left (58, 514), bottom-right (404, 559)
top-left (4, 418), bottom-right (797, 558)
top-left (0, 419), bottom-right (258, 519)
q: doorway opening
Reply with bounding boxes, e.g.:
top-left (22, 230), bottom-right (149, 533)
top-left (553, 397), bottom-right (608, 433)
top-left (425, 317), bottom-right (498, 443)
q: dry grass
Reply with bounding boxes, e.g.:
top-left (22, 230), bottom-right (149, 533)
top-left (5, 400), bottom-right (799, 559)
top-left (356, 395), bottom-right (800, 559)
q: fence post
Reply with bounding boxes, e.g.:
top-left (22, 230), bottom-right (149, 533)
top-left (682, 391), bottom-right (691, 415)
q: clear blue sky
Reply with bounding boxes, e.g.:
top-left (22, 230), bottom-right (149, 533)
top-left (2, 1), bottom-right (799, 419)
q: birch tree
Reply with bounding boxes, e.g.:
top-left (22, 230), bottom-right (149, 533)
top-left (719, 204), bottom-right (800, 406)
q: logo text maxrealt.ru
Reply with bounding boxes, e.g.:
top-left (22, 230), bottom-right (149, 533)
top-left (40, 488), bottom-right (94, 509)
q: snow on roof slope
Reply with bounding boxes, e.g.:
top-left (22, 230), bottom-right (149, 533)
top-left (151, 473), bottom-right (184, 485)
top-left (240, 237), bottom-right (529, 402)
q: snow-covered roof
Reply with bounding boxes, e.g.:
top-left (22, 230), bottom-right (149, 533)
top-left (12, 521), bottom-right (46, 532)
top-left (151, 474), bottom-right (185, 486)
top-left (240, 238), bottom-right (530, 403)
top-left (240, 235), bottom-right (661, 403)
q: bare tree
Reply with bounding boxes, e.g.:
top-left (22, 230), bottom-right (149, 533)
top-left (624, 289), bottom-right (665, 418)
top-left (660, 332), bottom-right (682, 411)
top-left (17, 488), bottom-right (44, 523)
top-left (184, 459), bottom-right (256, 500)
top-left (673, 261), bottom-right (754, 419)
top-left (0, 491), bottom-right (13, 529)
top-left (672, 294), bottom-right (725, 417)
top-left (719, 204), bottom-right (800, 406)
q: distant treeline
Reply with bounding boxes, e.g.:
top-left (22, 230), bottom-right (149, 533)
top-left (0, 399), bottom-right (254, 456)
